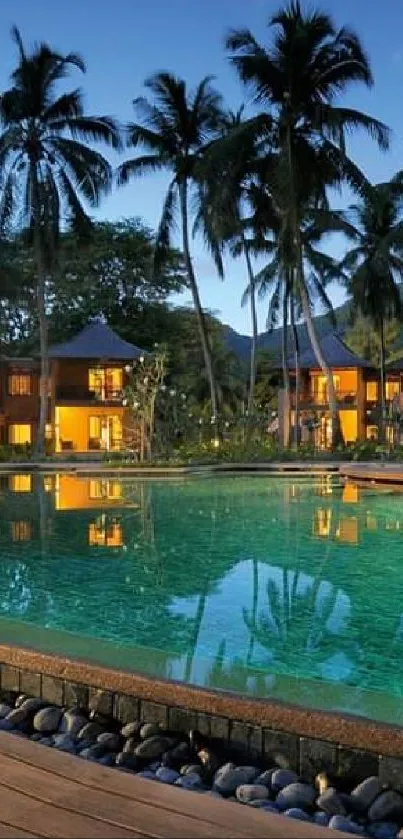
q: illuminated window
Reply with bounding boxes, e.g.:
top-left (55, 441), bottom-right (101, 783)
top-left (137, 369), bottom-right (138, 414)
top-left (11, 521), bottom-right (32, 541)
top-left (8, 374), bottom-right (32, 396)
top-left (312, 375), bottom-right (340, 402)
top-left (88, 416), bottom-right (123, 451)
top-left (386, 380), bottom-right (400, 400)
top-left (88, 515), bottom-right (123, 547)
top-left (366, 381), bottom-right (378, 402)
top-left (43, 476), bottom-right (53, 492)
top-left (89, 368), bottom-right (123, 400)
top-left (9, 474), bottom-right (32, 493)
top-left (366, 425), bottom-right (378, 440)
top-left (45, 423), bottom-right (52, 440)
top-left (8, 424), bottom-right (31, 445)
top-left (89, 479), bottom-right (122, 500)
top-left (89, 416), bottom-right (102, 440)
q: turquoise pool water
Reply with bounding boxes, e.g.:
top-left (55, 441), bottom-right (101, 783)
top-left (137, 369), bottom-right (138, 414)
top-left (0, 472), bottom-right (403, 725)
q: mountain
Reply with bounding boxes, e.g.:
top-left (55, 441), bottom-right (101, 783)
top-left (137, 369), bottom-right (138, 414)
top-left (223, 297), bottom-right (353, 361)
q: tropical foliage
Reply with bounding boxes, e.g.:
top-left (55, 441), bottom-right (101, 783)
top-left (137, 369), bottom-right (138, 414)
top-left (1, 2), bottom-right (403, 453)
top-left (0, 28), bottom-right (120, 455)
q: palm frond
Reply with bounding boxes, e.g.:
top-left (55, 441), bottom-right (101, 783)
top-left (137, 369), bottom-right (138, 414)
top-left (319, 106), bottom-right (390, 151)
top-left (153, 179), bottom-right (178, 276)
top-left (44, 89), bottom-right (83, 122)
top-left (57, 168), bottom-right (92, 237)
top-left (116, 154), bottom-right (165, 186)
top-left (50, 115), bottom-right (122, 150)
top-left (49, 136), bottom-right (112, 205)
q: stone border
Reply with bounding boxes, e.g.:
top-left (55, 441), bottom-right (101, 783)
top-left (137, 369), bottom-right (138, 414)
top-left (0, 646), bottom-right (402, 791)
top-left (0, 461), bottom-right (343, 475)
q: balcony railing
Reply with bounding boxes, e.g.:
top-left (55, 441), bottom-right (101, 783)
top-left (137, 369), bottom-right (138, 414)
top-left (56, 386), bottom-right (123, 403)
top-left (290, 390), bottom-right (357, 408)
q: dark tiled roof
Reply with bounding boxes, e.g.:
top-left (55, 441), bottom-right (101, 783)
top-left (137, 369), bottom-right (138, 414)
top-left (386, 358), bottom-right (403, 372)
top-left (288, 332), bottom-right (372, 370)
top-left (49, 322), bottom-right (145, 360)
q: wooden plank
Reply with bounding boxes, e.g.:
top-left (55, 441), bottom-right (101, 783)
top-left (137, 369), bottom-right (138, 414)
top-left (0, 733), bottom-right (351, 839)
top-left (0, 823), bottom-right (42, 838)
top-left (0, 786), bottom-right (140, 839)
top-left (0, 753), bottom-right (239, 839)
top-left (0, 735), bottom-right (278, 837)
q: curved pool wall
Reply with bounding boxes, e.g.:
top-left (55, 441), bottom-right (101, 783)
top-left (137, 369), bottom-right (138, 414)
top-left (0, 643), bottom-right (402, 787)
top-left (1, 469), bottom-right (403, 777)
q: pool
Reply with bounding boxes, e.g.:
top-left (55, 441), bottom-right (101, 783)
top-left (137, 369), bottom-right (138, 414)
top-left (1, 471), bottom-right (403, 726)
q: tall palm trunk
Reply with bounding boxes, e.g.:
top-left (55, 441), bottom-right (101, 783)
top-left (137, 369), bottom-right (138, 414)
top-left (281, 291), bottom-right (291, 448)
top-left (32, 166), bottom-right (48, 459)
top-left (243, 237), bottom-right (258, 416)
top-left (379, 316), bottom-right (386, 442)
top-left (179, 179), bottom-right (218, 419)
top-left (290, 293), bottom-right (300, 447)
top-left (284, 121), bottom-right (342, 449)
top-left (299, 279), bottom-right (343, 448)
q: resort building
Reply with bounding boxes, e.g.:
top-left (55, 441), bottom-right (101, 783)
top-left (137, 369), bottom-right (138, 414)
top-left (283, 332), bottom-right (403, 447)
top-left (0, 321), bottom-right (145, 453)
top-left (2, 322), bottom-right (403, 452)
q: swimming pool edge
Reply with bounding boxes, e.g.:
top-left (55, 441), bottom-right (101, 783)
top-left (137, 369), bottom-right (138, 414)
top-left (0, 642), bottom-right (402, 789)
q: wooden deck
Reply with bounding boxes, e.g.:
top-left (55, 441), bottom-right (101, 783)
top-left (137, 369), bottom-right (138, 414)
top-left (0, 731), bottom-right (350, 838)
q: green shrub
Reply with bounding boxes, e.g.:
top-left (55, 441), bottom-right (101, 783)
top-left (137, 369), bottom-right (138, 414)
top-left (0, 443), bottom-right (32, 462)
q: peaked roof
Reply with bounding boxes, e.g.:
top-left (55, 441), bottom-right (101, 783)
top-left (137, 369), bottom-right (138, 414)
top-left (49, 321), bottom-right (145, 360)
top-left (386, 358), bottom-right (403, 372)
top-left (288, 332), bottom-right (373, 370)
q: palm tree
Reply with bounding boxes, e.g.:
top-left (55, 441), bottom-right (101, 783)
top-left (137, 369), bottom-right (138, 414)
top-left (248, 198), bottom-right (342, 446)
top-left (117, 73), bottom-right (225, 420)
top-left (226, 0), bottom-right (390, 446)
top-left (197, 107), bottom-right (262, 415)
top-left (340, 174), bottom-right (403, 440)
top-left (0, 27), bottom-right (121, 456)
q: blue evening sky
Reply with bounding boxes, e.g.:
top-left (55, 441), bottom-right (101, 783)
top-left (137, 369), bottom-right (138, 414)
top-left (1, 0), bottom-right (402, 334)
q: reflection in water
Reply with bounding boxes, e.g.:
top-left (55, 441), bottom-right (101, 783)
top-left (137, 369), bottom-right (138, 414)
top-left (11, 521), bottom-right (32, 542)
top-left (88, 516), bottom-right (123, 547)
top-left (1, 473), bottom-right (403, 723)
top-left (8, 474), bottom-right (32, 493)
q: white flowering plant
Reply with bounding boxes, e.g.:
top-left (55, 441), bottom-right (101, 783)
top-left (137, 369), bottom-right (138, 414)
top-left (124, 348), bottom-right (167, 461)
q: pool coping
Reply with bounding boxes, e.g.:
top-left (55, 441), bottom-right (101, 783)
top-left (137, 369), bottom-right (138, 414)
top-left (1, 642), bottom-right (403, 763)
top-left (2, 460), bottom-right (403, 484)
top-left (0, 460), bottom-right (344, 476)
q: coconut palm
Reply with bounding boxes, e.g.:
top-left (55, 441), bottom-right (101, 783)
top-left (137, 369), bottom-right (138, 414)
top-left (196, 107), bottom-right (263, 415)
top-left (226, 0), bottom-right (390, 446)
top-left (0, 27), bottom-right (121, 456)
top-left (117, 73), bottom-right (225, 420)
top-left (340, 174), bottom-right (403, 439)
top-left (245, 196), bottom-right (343, 446)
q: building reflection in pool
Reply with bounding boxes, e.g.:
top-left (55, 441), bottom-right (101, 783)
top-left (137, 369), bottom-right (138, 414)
top-left (1, 472), bottom-right (403, 721)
